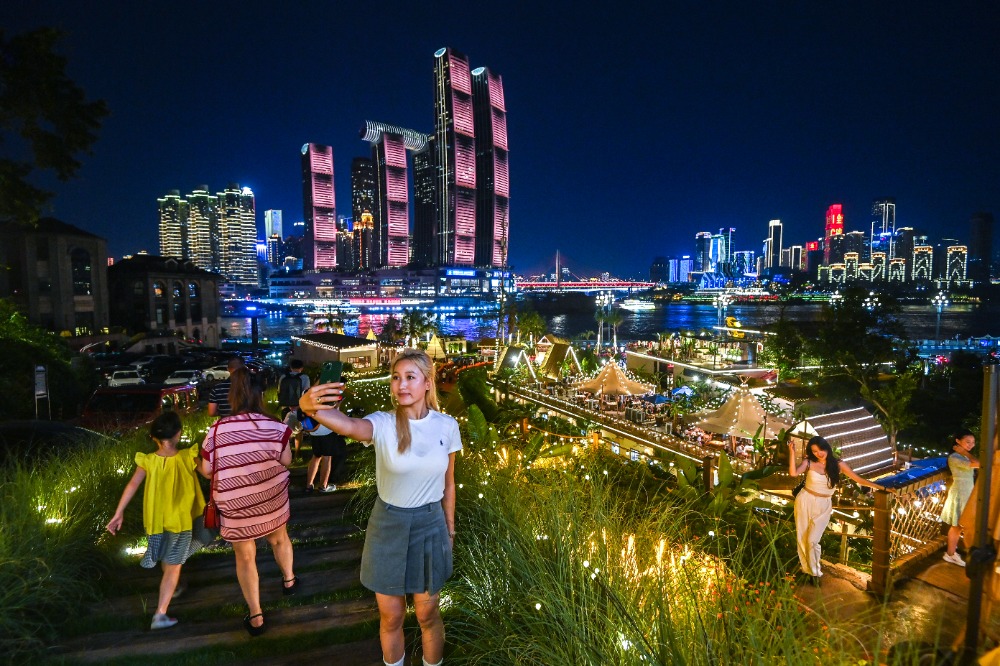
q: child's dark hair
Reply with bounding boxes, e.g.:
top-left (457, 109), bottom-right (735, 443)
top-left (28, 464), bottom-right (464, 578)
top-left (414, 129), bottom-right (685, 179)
top-left (954, 428), bottom-right (975, 442)
top-left (149, 411), bottom-right (183, 440)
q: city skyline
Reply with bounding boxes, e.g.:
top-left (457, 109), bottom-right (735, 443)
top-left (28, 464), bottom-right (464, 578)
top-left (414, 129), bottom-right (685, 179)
top-left (3, 2), bottom-right (997, 279)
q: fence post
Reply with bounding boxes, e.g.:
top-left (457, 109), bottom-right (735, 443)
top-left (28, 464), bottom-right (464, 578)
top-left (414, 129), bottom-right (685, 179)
top-left (702, 456), bottom-right (715, 491)
top-left (521, 418), bottom-right (529, 437)
top-left (870, 489), bottom-right (891, 596)
top-left (962, 363), bottom-right (999, 664)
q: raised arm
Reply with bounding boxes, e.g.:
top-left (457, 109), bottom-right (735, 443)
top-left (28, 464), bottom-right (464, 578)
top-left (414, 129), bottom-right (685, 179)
top-left (839, 460), bottom-right (886, 491)
top-left (299, 383), bottom-right (374, 442)
top-left (787, 442), bottom-right (808, 477)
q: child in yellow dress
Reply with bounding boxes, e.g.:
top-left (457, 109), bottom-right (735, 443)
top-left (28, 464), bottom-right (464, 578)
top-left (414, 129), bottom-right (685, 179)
top-left (106, 412), bottom-right (213, 630)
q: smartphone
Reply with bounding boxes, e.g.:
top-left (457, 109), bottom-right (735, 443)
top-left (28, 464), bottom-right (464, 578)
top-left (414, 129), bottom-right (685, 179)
top-left (319, 360), bottom-right (343, 385)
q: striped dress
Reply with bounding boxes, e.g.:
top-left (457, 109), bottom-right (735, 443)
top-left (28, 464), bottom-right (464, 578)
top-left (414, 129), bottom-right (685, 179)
top-left (201, 413), bottom-right (292, 542)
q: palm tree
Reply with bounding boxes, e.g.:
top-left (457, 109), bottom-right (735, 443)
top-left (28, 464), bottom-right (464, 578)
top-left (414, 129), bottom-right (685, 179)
top-left (594, 309), bottom-right (607, 350)
top-left (605, 309), bottom-right (624, 351)
top-left (401, 309), bottom-right (435, 347)
top-left (517, 310), bottom-right (546, 347)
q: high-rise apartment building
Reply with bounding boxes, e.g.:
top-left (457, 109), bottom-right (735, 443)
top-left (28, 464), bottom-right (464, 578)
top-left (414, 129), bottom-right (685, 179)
top-left (766, 219), bottom-right (783, 269)
top-left (871, 252), bottom-right (886, 281)
top-left (361, 121), bottom-right (430, 268)
top-left (471, 66), bottom-right (510, 268)
top-left (871, 198), bottom-right (896, 259)
top-left (217, 184), bottom-right (258, 285)
top-left (159, 185), bottom-right (258, 285)
top-left (888, 258), bottom-right (906, 282)
top-left (301, 143), bottom-right (337, 270)
top-left (694, 232), bottom-right (712, 272)
top-left (732, 250), bottom-right (755, 276)
top-left (264, 210), bottom-right (283, 239)
top-left (945, 246), bottom-right (968, 283)
top-left (824, 204), bottom-right (844, 265)
top-left (433, 48), bottom-right (477, 266)
top-left (411, 140), bottom-right (437, 267)
top-left (912, 245), bottom-right (933, 281)
top-left (354, 211), bottom-right (375, 270)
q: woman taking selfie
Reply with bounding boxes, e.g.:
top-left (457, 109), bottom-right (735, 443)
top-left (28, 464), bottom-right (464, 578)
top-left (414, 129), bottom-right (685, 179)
top-left (788, 435), bottom-right (890, 583)
top-left (300, 348), bottom-right (461, 666)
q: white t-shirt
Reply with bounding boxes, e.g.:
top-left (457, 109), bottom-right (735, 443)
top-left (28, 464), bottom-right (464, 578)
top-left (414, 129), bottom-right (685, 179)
top-left (363, 410), bottom-right (462, 508)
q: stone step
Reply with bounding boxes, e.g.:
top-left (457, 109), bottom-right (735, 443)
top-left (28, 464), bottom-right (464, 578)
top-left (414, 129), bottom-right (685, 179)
top-left (57, 597), bottom-right (379, 662)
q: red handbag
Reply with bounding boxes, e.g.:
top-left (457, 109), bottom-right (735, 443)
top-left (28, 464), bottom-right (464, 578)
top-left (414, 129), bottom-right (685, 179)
top-left (202, 424), bottom-right (221, 529)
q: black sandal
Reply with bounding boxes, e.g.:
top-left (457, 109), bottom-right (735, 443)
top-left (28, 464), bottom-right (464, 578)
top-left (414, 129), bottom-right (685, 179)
top-left (282, 576), bottom-right (299, 596)
top-left (243, 613), bottom-right (266, 637)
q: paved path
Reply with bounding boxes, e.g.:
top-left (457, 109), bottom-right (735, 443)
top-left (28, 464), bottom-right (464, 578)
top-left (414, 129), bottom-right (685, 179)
top-left (51, 468), bottom-right (388, 665)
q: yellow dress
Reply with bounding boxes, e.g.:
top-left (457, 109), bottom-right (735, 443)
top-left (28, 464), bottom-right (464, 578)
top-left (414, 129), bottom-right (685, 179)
top-left (134, 447), bottom-right (210, 568)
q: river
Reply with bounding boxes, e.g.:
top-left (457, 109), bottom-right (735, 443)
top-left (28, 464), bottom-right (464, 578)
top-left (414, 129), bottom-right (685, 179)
top-left (222, 300), bottom-right (998, 344)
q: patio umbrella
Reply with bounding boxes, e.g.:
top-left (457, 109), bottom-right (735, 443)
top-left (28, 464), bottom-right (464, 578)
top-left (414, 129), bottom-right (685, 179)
top-left (672, 386), bottom-right (695, 397)
top-left (574, 363), bottom-right (654, 397)
top-left (697, 385), bottom-right (790, 440)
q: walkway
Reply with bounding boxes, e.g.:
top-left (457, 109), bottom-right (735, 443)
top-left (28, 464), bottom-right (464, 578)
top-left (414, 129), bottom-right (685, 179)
top-left (51, 469), bottom-right (385, 665)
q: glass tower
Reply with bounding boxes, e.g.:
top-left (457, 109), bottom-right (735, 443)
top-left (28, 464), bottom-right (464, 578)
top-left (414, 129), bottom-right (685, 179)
top-left (471, 66), bottom-right (509, 268)
top-left (434, 47), bottom-right (477, 266)
top-left (301, 143), bottom-right (337, 270)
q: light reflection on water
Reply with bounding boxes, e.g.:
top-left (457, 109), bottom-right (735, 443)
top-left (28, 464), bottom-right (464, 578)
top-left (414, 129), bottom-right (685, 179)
top-left (224, 302), bottom-right (997, 343)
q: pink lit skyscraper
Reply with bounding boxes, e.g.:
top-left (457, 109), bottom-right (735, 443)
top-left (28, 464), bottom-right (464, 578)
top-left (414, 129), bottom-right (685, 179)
top-left (472, 66), bottom-right (509, 268)
top-left (301, 143), bottom-right (337, 270)
top-left (433, 48), bottom-right (477, 266)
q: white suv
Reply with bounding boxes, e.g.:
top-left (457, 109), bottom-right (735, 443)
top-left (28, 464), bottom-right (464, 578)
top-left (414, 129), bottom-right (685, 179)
top-left (108, 370), bottom-right (145, 387)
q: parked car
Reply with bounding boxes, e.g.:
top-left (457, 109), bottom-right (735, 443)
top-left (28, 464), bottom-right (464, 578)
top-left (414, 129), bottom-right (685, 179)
top-left (79, 385), bottom-right (199, 434)
top-left (163, 369), bottom-right (204, 387)
top-left (202, 364), bottom-right (231, 381)
top-left (108, 370), bottom-right (145, 387)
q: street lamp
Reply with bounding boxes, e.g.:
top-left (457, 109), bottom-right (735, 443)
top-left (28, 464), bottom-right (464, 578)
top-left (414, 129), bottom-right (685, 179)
top-left (932, 291), bottom-right (949, 344)
top-left (713, 293), bottom-right (734, 328)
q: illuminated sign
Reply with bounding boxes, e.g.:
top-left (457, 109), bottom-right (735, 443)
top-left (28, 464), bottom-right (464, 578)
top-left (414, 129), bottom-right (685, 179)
top-left (446, 269), bottom-right (477, 277)
top-left (806, 241), bottom-right (819, 251)
top-left (349, 298), bottom-right (402, 306)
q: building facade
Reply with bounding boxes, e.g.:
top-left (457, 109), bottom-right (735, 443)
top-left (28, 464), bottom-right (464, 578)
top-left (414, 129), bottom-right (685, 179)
top-left (471, 66), bottom-right (510, 268)
top-left (108, 255), bottom-right (221, 347)
top-left (433, 47), bottom-right (477, 266)
top-left (0, 218), bottom-right (110, 335)
top-left (301, 143), bottom-right (338, 270)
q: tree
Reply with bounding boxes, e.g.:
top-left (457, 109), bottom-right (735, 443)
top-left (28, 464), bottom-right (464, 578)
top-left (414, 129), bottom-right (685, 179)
top-left (516, 309), bottom-right (546, 346)
top-left (862, 372), bottom-right (919, 455)
top-left (0, 29), bottom-right (109, 224)
top-left (759, 318), bottom-right (805, 380)
top-left (400, 309), bottom-right (435, 347)
top-left (594, 309), bottom-right (607, 350)
top-left (605, 309), bottom-right (624, 350)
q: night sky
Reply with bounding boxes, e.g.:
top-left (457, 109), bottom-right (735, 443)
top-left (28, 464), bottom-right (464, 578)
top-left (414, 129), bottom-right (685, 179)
top-left (4, 2), bottom-right (998, 279)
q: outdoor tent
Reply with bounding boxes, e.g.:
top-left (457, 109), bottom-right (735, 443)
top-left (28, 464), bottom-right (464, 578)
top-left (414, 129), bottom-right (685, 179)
top-left (697, 385), bottom-right (791, 439)
top-left (575, 363), bottom-right (654, 396)
top-left (787, 406), bottom-right (894, 474)
top-left (540, 342), bottom-right (582, 380)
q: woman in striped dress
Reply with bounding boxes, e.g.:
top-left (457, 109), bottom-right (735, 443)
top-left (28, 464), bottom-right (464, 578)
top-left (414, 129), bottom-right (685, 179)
top-left (200, 367), bottom-right (296, 636)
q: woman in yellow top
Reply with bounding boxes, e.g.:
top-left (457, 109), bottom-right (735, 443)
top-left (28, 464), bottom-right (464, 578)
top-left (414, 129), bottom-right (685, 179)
top-left (106, 411), bottom-right (213, 630)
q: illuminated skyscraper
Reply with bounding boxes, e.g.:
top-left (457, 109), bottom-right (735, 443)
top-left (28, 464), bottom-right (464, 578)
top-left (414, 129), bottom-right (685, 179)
top-left (824, 204), bottom-right (844, 265)
top-left (362, 121), bottom-right (429, 268)
top-left (472, 66), bottom-right (509, 268)
top-left (946, 246), bottom-right (968, 283)
top-left (158, 190), bottom-right (189, 260)
top-left (871, 198), bottom-right (896, 259)
top-left (187, 186), bottom-right (220, 274)
top-left (766, 219), bottom-right (783, 269)
top-left (301, 143), bottom-right (337, 270)
top-left (354, 211), bottom-right (375, 270)
top-left (694, 232), bottom-right (712, 271)
top-left (217, 184), bottom-right (258, 286)
top-left (912, 245), bottom-right (933, 281)
top-left (434, 47), bottom-right (477, 265)
top-left (888, 258), bottom-right (906, 282)
top-left (411, 140), bottom-right (437, 267)
top-left (871, 252), bottom-right (886, 281)
top-left (264, 210), bottom-right (283, 239)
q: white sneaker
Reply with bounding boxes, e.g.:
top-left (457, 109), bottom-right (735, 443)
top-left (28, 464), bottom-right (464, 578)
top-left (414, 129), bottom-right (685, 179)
top-left (943, 552), bottom-right (966, 566)
top-left (151, 613), bottom-right (178, 630)
top-left (319, 484), bottom-right (337, 493)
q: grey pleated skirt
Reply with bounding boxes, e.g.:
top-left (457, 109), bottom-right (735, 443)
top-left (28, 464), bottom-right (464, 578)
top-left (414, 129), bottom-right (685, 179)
top-left (360, 497), bottom-right (453, 595)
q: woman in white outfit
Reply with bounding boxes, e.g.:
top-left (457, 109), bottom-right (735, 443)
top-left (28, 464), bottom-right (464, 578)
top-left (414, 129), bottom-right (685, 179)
top-left (300, 348), bottom-right (459, 666)
top-left (940, 429), bottom-right (978, 566)
top-left (788, 436), bottom-right (888, 584)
